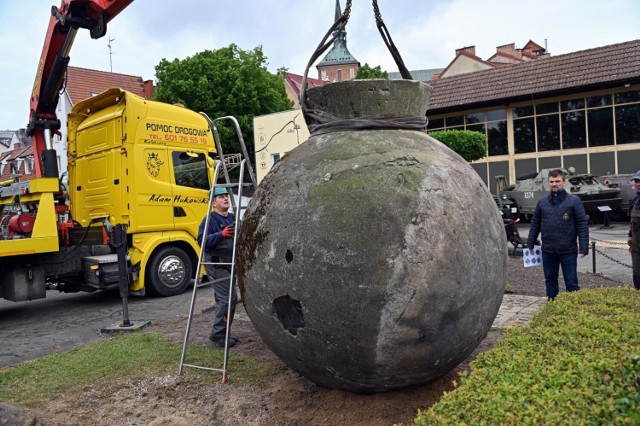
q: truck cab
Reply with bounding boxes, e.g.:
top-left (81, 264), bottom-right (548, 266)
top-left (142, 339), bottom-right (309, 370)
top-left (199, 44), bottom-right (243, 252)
top-left (0, 88), bottom-right (218, 301)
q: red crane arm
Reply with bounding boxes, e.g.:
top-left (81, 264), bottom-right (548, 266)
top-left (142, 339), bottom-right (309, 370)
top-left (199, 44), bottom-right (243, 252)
top-left (29, 0), bottom-right (134, 178)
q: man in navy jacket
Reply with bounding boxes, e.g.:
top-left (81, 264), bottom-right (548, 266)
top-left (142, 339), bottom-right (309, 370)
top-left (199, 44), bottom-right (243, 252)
top-left (527, 169), bottom-right (589, 300)
top-left (198, 187), bottom-right (238, 347)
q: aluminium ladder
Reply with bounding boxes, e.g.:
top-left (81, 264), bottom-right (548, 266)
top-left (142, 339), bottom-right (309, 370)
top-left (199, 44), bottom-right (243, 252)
top-left (178, 115), bottom-right (256, 383)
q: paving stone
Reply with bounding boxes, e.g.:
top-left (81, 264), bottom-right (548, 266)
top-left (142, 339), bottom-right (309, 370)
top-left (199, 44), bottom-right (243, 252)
top-left (492, 294), bottom-right (546, 329)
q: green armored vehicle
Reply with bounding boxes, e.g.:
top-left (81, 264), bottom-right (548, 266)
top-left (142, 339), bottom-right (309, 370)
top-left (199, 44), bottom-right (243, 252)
top-left (496, 168), bottom-right (622, 220)
top-left (598, 173), bottom-right (636, 220)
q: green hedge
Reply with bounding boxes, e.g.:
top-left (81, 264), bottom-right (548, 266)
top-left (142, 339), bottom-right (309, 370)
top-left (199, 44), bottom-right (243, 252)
top-left (414, 287), bottom-right (640, 425)
top-left (427, 130), bottom-right (488, 162)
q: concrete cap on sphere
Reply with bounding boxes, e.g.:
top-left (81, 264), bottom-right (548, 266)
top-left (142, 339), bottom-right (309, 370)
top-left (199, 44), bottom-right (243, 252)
top-left (304, 79), bottom-right (431, 123)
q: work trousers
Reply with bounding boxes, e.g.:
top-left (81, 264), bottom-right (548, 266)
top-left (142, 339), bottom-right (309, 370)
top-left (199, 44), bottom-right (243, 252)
top-left (541, 251), bottom-right (580, 300)
top-left (210, 271), bottom-right (237, 339)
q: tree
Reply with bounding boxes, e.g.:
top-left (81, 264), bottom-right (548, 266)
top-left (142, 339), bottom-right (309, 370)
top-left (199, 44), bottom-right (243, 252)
top-left (428, 130), bottom-right (488, 162)
top-left (154, 44), bottom-right (292, 158)
top-left (355, 63), bottom-right (389, 79)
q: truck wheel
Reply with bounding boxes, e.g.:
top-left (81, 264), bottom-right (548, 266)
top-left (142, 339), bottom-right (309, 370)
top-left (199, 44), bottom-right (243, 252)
top-left (146, 246), bottom-right (192, 297)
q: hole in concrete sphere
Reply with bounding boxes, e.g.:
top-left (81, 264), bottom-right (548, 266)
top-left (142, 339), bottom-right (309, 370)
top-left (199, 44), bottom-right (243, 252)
top-left (285, 249), bottom-right (293, 263)
top-left (272, 295), bottom-right (305, 335)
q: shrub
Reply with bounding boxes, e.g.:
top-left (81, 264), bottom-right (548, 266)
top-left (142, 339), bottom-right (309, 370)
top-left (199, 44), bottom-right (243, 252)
top-left (428, 130), bottom-right (487, 162)
top-left (413, 287), bottom-right (640, 425)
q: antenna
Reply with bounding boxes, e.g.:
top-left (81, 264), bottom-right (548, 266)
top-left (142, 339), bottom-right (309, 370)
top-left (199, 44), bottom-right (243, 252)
top-left (108, 37), bottom-right (116, 72)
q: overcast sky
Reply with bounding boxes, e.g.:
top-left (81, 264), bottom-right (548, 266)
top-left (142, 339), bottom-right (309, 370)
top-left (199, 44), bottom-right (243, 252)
top-left (1, 0), bottom-right (638, 130)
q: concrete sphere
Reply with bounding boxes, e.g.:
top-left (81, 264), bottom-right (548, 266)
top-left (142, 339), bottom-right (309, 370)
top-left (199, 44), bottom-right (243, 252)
top-left (236, 128), bottom-right (506, 393)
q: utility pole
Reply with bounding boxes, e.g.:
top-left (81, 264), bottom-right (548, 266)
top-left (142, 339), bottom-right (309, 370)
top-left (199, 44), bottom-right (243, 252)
top-left (108, 37), bottom-right (115, 72)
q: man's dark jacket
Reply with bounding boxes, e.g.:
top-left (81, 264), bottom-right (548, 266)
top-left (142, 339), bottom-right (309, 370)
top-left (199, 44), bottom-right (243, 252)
top-left (526, 189), bottom-right (589, 254)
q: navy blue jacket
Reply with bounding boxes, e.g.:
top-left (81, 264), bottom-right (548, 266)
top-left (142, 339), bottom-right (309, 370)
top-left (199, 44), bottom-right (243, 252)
top-left (197, 211), bottom-right (236, 251)
top-left (527, 190), bottom-right (589, 254)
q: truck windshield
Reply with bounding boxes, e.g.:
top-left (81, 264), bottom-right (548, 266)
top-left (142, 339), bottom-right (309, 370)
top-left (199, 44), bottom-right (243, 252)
top-left (172, 151), bottom-right (209, 190)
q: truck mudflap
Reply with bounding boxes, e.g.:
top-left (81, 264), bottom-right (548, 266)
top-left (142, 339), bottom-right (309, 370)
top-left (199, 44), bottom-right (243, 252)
top-left (2, 264), bottom-right (46, 302)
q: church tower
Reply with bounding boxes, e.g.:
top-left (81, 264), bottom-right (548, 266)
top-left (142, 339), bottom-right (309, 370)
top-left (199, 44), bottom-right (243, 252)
top-left (316, 0), bottom-right (360, 82)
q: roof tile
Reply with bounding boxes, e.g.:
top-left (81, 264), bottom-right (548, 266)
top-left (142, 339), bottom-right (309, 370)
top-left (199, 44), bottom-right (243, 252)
top-left (65, 66), bottom-right (147, 104)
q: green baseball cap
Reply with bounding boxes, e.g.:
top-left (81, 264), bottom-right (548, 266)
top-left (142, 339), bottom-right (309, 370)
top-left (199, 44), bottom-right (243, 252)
top-left (213, 187), bottom-right (229, 197)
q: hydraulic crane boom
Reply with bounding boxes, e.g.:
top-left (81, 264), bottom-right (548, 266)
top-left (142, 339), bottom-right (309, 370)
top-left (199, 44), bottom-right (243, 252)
top-left (28, 0), bottom-right (134, 178)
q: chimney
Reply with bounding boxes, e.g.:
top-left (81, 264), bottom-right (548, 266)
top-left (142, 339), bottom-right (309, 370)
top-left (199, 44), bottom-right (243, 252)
top-left (496, 43), bottom-right (521, 59)
top-left (496, 43), bottom-right (516, 54)
top-left (455, 45), bottom-right (476, 57)
top-left (143, 80), bottom-right (155, 100)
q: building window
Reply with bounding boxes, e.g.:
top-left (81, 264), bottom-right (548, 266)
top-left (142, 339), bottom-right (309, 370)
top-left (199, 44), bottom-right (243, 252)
top-left (587, 94), bottom-right (612, 107)
top-left (465, 112), bottom-right (484, 124)
top-left (559, 97), bottom-right (587, 149)
top-left (427, 118), bottom-right (444, 130)
top-left (271, 153), bottom-right (280, 165)
top-left (615, 90), bottom-right (640, 104)
top-left (513, 105), bottom-right (534, 117)
top-left (429, 109), bottom-right (507, 156)
top-left (337, 69), bottom-right (343, 82)
top-left (561, 98), bottom-right (585, 111)
top-left (462, 109), bottom-right (507, 156)
top-left (616, 104), bottom-right (640, 144)
top-left (587, 108), bottom-right (614, 147)
top-left (445, 115), bottom-right (464, 128)
top-left (536, 114), bottom-right (560, 151)
top-left (562, 110), bottom-right (586, 149)
top-left (487, 121), bottom-right (508, 155)
top-left (24, 158), bottom-right (33, 174)
top-left (535, 101), bottom-right (559, 115)
top-left (514, 117), bottom-right (535, 153)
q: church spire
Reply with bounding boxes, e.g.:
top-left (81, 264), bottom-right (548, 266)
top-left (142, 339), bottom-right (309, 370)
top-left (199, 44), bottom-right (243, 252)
top-left (316, 0), bottom-right (360, 81)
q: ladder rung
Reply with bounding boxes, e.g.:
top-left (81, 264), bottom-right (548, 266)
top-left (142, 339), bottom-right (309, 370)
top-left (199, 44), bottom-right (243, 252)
top-left (212, 183), bottom-right (254, 188)
top-left (181, 364), bottom-right (227, 373)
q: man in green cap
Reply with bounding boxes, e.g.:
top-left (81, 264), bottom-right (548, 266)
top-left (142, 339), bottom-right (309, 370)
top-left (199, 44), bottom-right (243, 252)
top-left (197, 187), bottom-right (239, 347)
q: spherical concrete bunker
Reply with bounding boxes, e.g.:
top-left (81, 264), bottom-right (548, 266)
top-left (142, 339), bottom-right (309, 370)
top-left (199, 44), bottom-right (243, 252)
top-left (236, 80), bottom-right (506, 393)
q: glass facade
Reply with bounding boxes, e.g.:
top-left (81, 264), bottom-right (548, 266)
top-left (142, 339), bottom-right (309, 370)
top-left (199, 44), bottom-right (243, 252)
top-left (428, 108), bottom-right (507, 157)
top-left (427, 88), bottom-right (640, 183)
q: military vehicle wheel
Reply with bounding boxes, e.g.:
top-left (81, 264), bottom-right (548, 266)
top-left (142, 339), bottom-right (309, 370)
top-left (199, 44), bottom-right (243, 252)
top-left (146, 246), bottom-right (192, 296)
